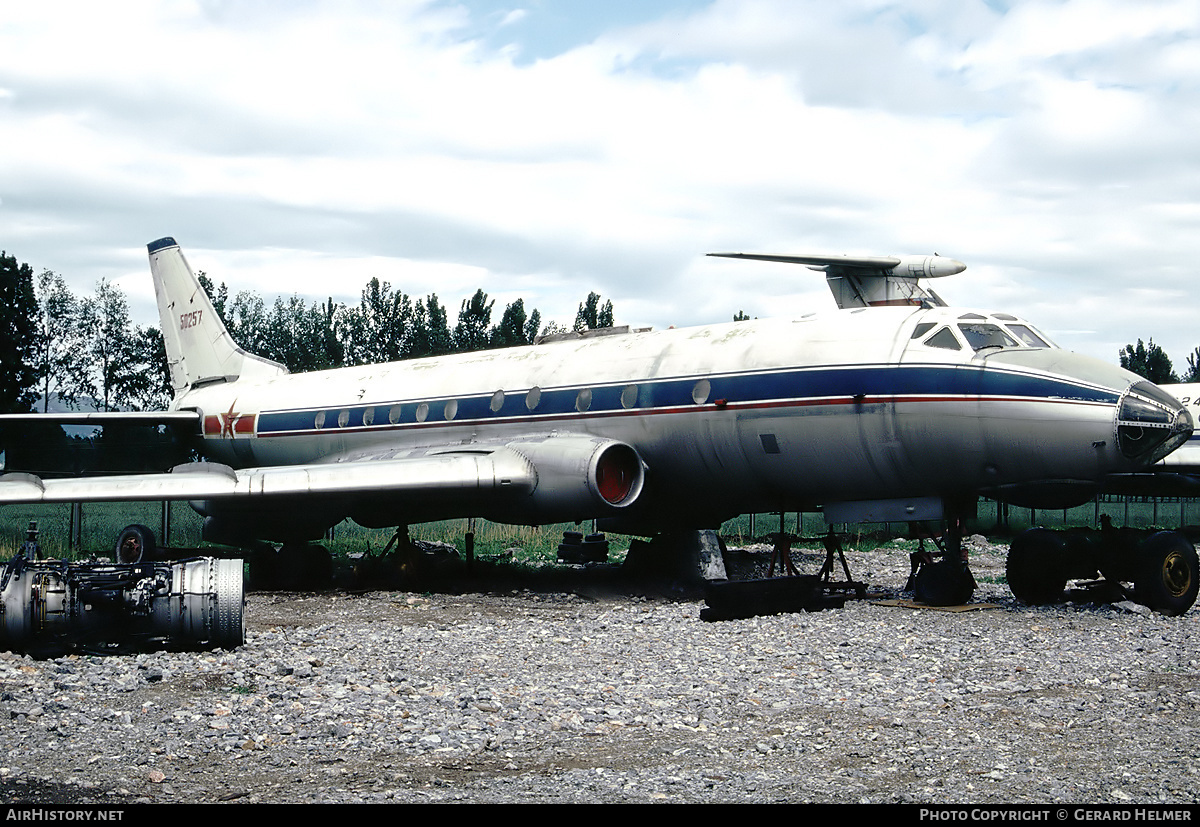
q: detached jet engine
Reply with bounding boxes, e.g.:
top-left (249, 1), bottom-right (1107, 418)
top-left (0, 550), bottom-right (244, 656)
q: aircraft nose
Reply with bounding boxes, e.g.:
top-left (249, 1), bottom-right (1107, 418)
top-left (1116, 381), bottom-right (1193, 465)
top-left (980, 348), bottom-right (1193, 474)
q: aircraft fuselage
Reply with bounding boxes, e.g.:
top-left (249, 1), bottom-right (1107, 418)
top-left (174, 304), bottom-right (1184, 534)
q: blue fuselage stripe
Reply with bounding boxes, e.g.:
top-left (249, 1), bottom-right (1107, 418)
top-left (250, 364), bottom-right (1119, 438)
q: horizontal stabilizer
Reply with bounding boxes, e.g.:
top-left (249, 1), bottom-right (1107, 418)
top-left (708, 251), bottom-right (964, 309)
top-left (708, 252), bottom-right (902, 270)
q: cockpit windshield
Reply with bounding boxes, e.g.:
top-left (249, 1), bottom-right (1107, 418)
top-left (957, 322), bottom-right (1019, 351)
top-left (911, 312), bottom-right (1056, 354)
top-left (1005, 324), bottom-right (1051, 348)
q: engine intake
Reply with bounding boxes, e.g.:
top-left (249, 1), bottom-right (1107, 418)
top-left (501, 435), bottom-right (646, 523)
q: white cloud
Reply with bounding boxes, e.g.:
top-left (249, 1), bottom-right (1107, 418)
top-left (1, 0), bottom-right (1199, 367)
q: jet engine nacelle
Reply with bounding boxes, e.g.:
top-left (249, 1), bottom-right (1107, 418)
top-left (503, 435), bottom-right (646, 523)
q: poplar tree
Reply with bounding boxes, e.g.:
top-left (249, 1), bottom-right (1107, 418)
top-left (0, 251), bottom-right (38, 412)
top-left (1119, 339), bottom-right (1178, 385)
top-left (33, 269), bottom-right (88, 411)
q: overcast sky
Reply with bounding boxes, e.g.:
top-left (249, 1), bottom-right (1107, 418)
top-left (2, 0), bottom-right (1199, 369)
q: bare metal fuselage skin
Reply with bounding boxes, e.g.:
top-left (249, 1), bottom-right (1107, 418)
top-left (2, 239), bottom-right (1189, 544)
top-left (175, 305), bottom-right (1177, 535)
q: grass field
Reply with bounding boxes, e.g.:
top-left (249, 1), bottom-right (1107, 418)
top-left (5, 496), bottom-right (1199, 564)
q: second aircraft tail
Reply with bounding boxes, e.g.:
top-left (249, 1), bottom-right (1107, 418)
top-left (147, 237), bottom-right (287, 398)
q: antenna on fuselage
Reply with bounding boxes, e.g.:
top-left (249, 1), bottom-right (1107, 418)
top-left (707, 252), bottom-right (965, 310)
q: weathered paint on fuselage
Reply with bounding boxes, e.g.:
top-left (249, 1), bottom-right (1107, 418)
top-left (174, 304), bottom-right (1147, 526)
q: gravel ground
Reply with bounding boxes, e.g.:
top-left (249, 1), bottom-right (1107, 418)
top-left (2, 537), bottom-right (1199, 804)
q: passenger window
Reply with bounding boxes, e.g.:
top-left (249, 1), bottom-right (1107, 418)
top-left (924, 327), bottom-right (962, 350)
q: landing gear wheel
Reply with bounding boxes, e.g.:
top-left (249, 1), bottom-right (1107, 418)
top-left (1136, 531), bottom-right (1199, 616)
top-left (273, 542), bottom-right (334, 590)
top-left (247, 547), bottom-right (282, 590)
top-left (115, 524), bottom-right (157, 564)
top-left (1006, 528), bottom-right (1067, 605)
top-left (297, 544), bottom-right (333, 589)
top-left (913, 559), bottom-right (975, 606)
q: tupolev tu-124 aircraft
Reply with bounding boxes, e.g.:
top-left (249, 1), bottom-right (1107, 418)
top-left (0, 239), bottom-right (1195, 611)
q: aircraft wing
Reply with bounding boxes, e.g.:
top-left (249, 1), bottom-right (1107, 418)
top-left (0, 433), bottom-right (644, 523)
top-left (0, 451), bottom-right (534, 504)
top-left (0, 411), bottom-right (201, 427)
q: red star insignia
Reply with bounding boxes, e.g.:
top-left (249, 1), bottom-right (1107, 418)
top-left (220, 400), bottom-right (244, 438)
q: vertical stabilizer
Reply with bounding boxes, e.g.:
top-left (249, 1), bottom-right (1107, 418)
top-left (147, 237), bottom-right (287, 398)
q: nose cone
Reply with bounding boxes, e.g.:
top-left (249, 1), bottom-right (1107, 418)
top-left (1117, 381), bottom-right (1194, 465)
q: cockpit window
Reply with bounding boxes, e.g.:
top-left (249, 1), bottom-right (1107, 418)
top-left (1005, 324), bottom-right (1050, 348)
top-left (911, 322), bottom-right (936, 339)
top-left (957, 323), bottom-right (1019, 351)
top-left (924, 327), bottom-right (963, 350)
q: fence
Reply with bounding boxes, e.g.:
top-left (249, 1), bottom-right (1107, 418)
top-left (718, 495), bottom-right (1200, 545)
top-left (5, 495), bottom-right (1200, 557)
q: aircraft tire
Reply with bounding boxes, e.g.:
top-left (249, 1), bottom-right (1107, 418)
top-left (913, 559), bottom-right (974, 607)
top-left (557, 544), bottom-right (585, 564)
top-left (581, 533), bottom-right (609, 563)
top-left (1006, 528), bottom-right (1067, 605)
top-left (247, 548), bottom-right (282, 591)
top-left (301, 544), bottom-right (333, 589)
top-left (115, 524), bottom-right (157, 564)
top-left (1136, 531), bottom-right (1199, 617)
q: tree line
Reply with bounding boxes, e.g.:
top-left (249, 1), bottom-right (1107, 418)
top-left (0, 249), bottom-right (615, 414)
top-left (1118, 339), bottom-right (1200, 385)
top-left (9, 244), bottom-right (1197, 414)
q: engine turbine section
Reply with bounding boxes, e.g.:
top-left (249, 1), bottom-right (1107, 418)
top-left (0, 556), bottom-right (244, 656)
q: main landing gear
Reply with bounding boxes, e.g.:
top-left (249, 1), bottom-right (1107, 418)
top-left (1006, 518), bottom-right (1199, 616)
top-left (246, 542), bottom-right (333, 590)
top-left (907, 519), bottom-right (978, 607)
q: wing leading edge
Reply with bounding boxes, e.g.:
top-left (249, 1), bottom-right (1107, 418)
top-left (0, 434), bottom-right (645, 528)
top-left (0, 411), bottom-right (201, 427)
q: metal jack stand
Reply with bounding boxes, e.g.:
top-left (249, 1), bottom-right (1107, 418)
top-left (817, 529), bottom-right (868, 599)
top-left (767, 512), bottom-right (801, 578)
